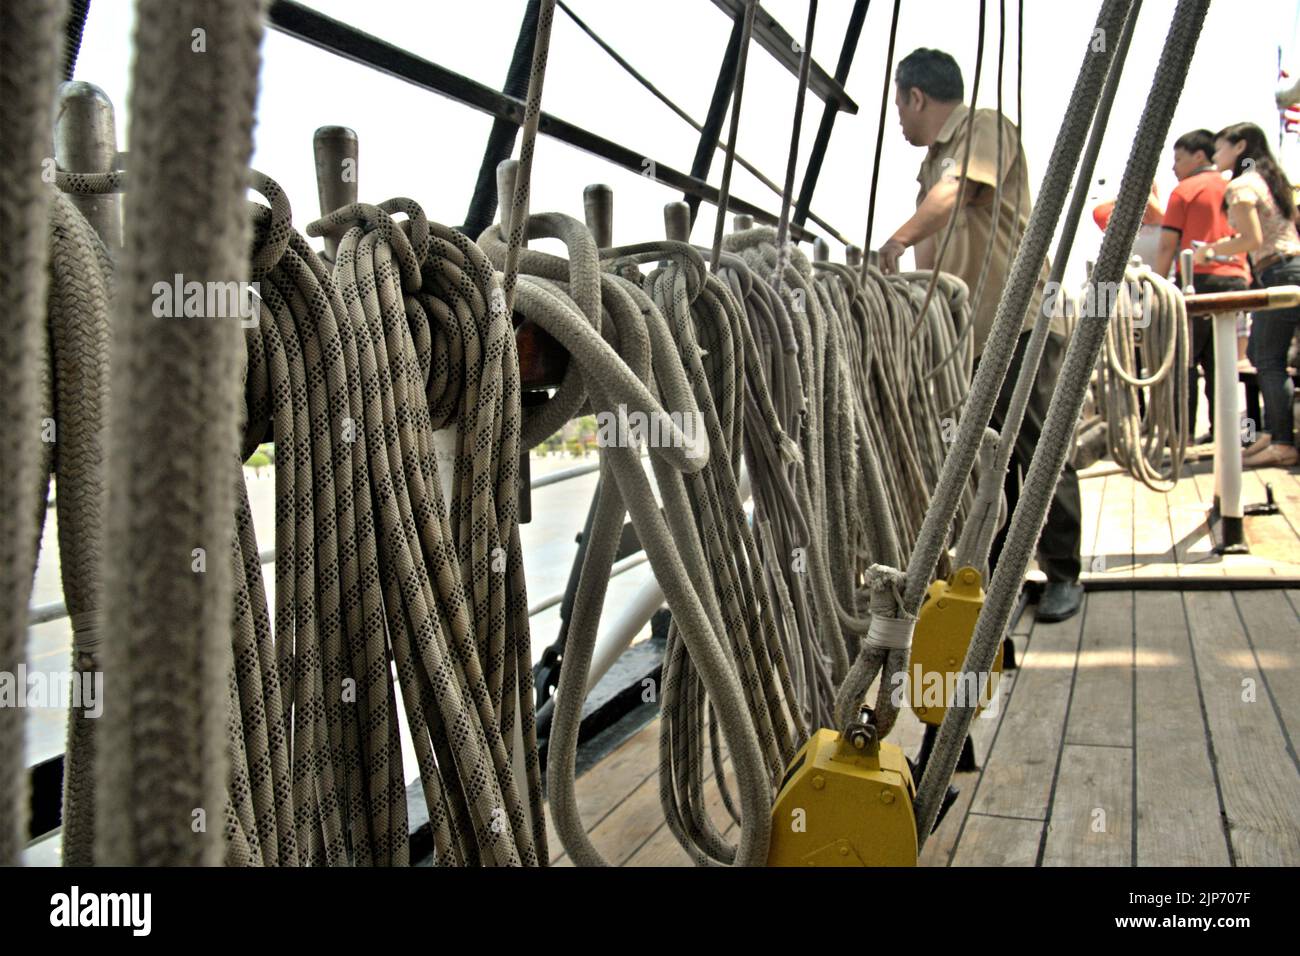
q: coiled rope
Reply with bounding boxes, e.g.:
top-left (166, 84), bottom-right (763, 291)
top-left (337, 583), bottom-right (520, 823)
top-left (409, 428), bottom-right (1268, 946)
top-left (1100, 262), bottom-right (1189, 491)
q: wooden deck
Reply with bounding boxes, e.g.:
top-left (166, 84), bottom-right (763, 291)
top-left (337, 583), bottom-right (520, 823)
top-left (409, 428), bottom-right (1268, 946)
top-left (545, 460), bottom-right (1300, 866)
top-left (1078, 454), bottom-right (1300, 581)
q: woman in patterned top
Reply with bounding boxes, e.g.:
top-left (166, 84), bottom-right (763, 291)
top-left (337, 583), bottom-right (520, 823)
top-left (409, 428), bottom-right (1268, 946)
top-left (1196, 122), bottom-right (1300, 467)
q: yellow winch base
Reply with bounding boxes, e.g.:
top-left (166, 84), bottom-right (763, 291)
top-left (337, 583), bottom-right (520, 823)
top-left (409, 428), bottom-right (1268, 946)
top-left (766, 729), bottom-right (918, 866)
top-left (909, 566), bottom-right (1003, 726)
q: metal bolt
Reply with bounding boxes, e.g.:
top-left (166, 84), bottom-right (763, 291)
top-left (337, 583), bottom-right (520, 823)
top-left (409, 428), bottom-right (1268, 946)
top-left (880, 790), bottom-right (895, 805)
top-left (839, 845), bottom-right (850, 856)
top-left (812, 775), bottom-right (825, 791)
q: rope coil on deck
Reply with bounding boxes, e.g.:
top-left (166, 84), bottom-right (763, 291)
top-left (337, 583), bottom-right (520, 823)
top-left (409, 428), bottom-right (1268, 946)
top-left (1100, 261), bottom-right (1190, 491)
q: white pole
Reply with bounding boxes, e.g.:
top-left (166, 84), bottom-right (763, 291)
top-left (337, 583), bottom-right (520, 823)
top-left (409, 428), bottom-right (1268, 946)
top-left (1212, 310), bottom-right (1246, 550)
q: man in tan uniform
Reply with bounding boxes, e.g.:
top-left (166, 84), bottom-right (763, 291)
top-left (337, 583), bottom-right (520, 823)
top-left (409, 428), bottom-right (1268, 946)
top-left (880, 47), bottom-right (1083, 623)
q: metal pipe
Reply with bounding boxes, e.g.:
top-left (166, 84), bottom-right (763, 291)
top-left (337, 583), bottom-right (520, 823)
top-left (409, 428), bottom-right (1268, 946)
top-left (1184, 285), bottom-right (1300, 315)
top-left (527, 553), bottom-right (649, 619)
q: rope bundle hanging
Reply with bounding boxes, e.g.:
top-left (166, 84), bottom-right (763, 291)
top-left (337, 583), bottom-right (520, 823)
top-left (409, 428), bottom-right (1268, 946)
top-left (0, 0), bottom-right (68, 865)
top-left (44, 167), bottom-right (548, 865)
top-left (723, 228), bottom-right (977, 735)
top-left (474, 213), bottom-right (785, 866)
top-left (1099, 262), bottom-right (1190, 490)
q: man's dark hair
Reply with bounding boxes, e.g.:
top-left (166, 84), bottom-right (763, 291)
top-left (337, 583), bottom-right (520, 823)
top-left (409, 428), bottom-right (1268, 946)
top-left (1173, 129), bottom-right (1215, 162)
top-left (895, 48), bottom-right (963, 103)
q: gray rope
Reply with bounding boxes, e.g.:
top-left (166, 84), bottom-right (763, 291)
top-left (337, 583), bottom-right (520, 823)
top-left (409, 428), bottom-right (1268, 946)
top-left (0, 0), bottom-right (66, 866)
top-left (914, 0), bottom-right (1210, 846)
top-left (96, 0), bottom-right (265, 866)
top-left (1101, 262), bottom-right (1189, 490)
top-left (959, 0), bottom-right (1142, 576)
top-left (834, 0), bottom-right (1132, 753)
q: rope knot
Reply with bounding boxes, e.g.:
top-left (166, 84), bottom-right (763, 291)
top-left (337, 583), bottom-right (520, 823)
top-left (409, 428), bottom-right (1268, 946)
top-left (862, 564), bottom-right (914, 651)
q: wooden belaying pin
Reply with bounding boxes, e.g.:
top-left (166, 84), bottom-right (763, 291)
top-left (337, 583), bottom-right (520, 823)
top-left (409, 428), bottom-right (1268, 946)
top-left (55, 81), bottom-right (122, 250)
top-left (733, 213), bottom-right (754, 231)
top-left (813, 237), bottom-right (830, 263)
top-left (664, 201), bottom-right (691, 243)
top-left (497, 158), bottom-right (520, 234)
top-left (845, 245), bottom-right (863, 269)
top-left (583, 184), bottom-right (613, 249)
top-left (313, 126), bottom-right (358, 262)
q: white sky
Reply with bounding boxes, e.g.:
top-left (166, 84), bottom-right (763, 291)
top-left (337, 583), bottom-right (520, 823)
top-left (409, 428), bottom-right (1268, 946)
top-left (73, 0), bottom-right (1300, 288)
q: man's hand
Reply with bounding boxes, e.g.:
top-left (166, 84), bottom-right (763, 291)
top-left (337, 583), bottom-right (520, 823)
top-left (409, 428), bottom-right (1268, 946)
top-left (878, 236), bottom-right (907, 274)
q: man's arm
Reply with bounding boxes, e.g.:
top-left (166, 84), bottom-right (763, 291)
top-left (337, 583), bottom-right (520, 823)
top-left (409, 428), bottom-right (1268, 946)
top-left (1196, 200), bottom-right (1263, 262)
top-left (1153, 228), bottom-right (1180, 279)
top-left (1154, 187), bottom-right (1187, 280)
top-left (880, 176), bottom-right (965, 274)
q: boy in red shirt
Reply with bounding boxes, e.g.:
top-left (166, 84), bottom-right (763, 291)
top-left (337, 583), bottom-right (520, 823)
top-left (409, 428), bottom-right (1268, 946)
top-left (1154, 129), bottom-right (1251, 442)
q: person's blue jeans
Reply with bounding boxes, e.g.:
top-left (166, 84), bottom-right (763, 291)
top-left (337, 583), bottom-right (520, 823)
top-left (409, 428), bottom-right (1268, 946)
top-left (1249, 258), bottom-right (1300, 447)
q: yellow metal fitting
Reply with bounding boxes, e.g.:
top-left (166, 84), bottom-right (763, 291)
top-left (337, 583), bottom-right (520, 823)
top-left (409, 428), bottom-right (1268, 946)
top-left (767, 728), bottom-right (918, 867)
top-left (908, 566), bottom-right (1003, 727)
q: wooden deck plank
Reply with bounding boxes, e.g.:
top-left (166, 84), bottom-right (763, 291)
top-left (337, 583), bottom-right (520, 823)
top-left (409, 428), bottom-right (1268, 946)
top-left (1079, 469), bottom-right (1106, 577)
top-left (950, 814), bottom-right (1042, 866)
top-left (623, 757), bottom-right (734, 866)
top-left (1167, 465), bottom-right (1219, 577)
top-left (547, 718), bottom-right (660, 864)
top-left (920, 669), bottom-right (1019, 866)
top-left (967, 601), bottom-right (1084, 820)
top-left (1184, 590), bottom-right (1300, 865)
top-left (1041, 743), bottom-right (1133, 866)
top-left (1239, 468), bottom-right (1300, 575)
top-left (1229, 589), bottom-right (1300, 763)
top-left (1131, 478), bottom-right (1175, 577)
top-left (1064, 590), bottom-right (1133, 747)
top-left (1093, 472), bottom-right (1135, 579)
top-left (1241, 469), bottom-right (1283, 573)
top-left (1133, 590), bottom-right (1231, 866)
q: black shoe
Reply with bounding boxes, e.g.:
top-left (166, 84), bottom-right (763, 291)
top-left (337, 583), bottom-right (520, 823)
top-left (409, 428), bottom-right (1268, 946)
top-left (1194, 431), bottom-right (1213, 445)
top-left (1037, 580), bottom-right (1083, 623)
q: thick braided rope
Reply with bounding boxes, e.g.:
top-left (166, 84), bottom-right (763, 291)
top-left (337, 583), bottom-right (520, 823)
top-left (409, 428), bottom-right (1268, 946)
top-left (914, 0), bottom-right (1210, 846)
top-left (957, 0), bottom-right (1141, 578)
top-left (46, 191), bottom-right (113, 865)
top-left (95, 0), bottom-right (266, 866)
top-left (480, 220), bottom-right (775, 865)
top-left (306, 201), bottom-right (540, 865)
top-left (648, 252), bottom-right (804, 856)
top-left (0, 0), bottom-right (66, 865)
top-left (900, 0), bottom-right (1132, 618)
top-left (500, 0), bottom-right (556, 316)
top-left (725, 230), bottom-right (975, 739)
top-left (1101, 263), bottom-right (1189, 491)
